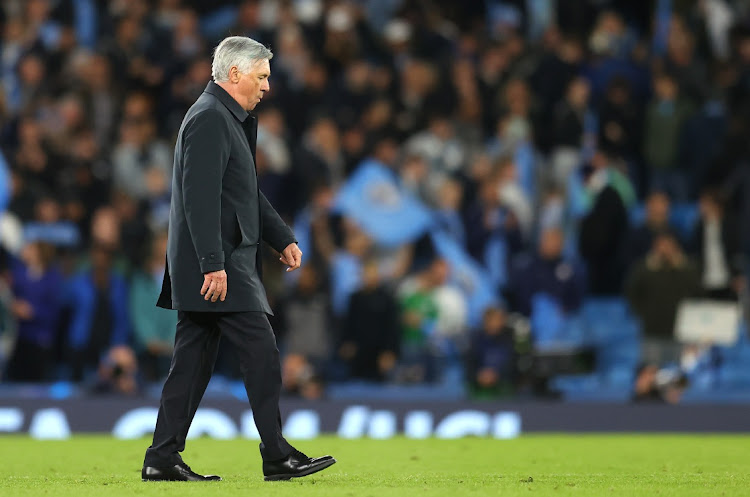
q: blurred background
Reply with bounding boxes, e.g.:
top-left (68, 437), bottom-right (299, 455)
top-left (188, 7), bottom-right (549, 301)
top-left (2, 0), bottom-right (750, 411)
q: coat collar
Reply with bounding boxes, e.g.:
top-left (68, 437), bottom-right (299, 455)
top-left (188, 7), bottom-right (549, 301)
top-left (204, 81), bottom-right (249, 123)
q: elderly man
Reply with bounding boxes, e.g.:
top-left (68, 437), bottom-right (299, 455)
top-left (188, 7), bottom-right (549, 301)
top-left (142, 37), bottom-right (335, 482)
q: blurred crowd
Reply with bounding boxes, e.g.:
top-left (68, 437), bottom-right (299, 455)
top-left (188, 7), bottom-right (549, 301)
top-left (1, 0), bottom-right (750, 401)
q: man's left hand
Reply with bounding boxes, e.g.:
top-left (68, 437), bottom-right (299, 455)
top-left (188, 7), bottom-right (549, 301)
top-left (279, 243), bottom-right (303, 272)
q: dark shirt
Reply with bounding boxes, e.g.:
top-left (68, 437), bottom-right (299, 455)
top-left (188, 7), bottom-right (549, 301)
top-left (507, 254), bottom-right (585, 317)
top-left (10, 258), bottom-right (63, 348)
top-left (86, 287), bottom-right (114, 366)
top-left (469, 328), bottom-right (516, 381)
top-left (343, 285), bottom-right (400, 380)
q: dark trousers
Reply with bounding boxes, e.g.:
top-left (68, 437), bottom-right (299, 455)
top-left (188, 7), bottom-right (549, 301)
top-left (144, 311), bottom-right (293, 467)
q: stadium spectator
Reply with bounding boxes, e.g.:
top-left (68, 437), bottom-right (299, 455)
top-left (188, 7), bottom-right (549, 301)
top-left (280, 264), bottom-right (331, 382)
top-left (340, 259), bottom-right (400, 382)
top-left (4, 241), bottom-right (62, 381)
top-left (495, 155), bottom-right (533, 241)
top-left (405, 114), bottom-right (467, 180)
top-left (550, 77), bottom-right (591, 185)
top-left (93, 344), bottom-right (139, 395)
top-left (288, 116), bottom-right (344, 217)
top-left (689, 189), bottom-right (744, 300)
top-left (627, 191), bottom-right (673, 265)
top-left (643, 72), bottom-right (694, 200)
top-left (578, 151), bottom-right (631, 295)
top-left (129, 231), bottom-right (175, 381)
top-left (662, 16), bottom-right (708, 105)
top-left (462, 155), bottom-right (525, 266)
top-left (506, 227), bottom-right (585, 317)
top-left (396, 258), bottom-right (450, 383)
top-left (468, 306), bottom-right (517, 397)
top-left (111, 93), bottom-right (172, 202)
top-left (625, 231), bottom-right (701, 365)
top-left (597, 76), bottom-right (642, 163)
top-left (433, 176), bottom-right (465, 244)
top-left (66, 236), bottom-right (131, 381)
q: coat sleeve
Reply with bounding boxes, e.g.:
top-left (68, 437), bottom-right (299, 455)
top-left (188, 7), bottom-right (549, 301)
top-left (260, 190), bottom-right (297, 252)
top-left (182, 109), bottom-right (229, 273)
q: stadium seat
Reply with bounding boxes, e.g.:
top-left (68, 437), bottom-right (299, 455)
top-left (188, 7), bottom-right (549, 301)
top-left (669, 203), bottom-right (699, 240)
top-left (581, 297), bottom-right (638, 345)
top-left (530, 294), bottom-right (585, 350)
top-left (550, 298), bottom-right (642, 400)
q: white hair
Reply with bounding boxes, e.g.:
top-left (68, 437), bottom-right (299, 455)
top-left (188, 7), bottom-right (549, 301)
top-left (211, 36), bottom-right (273, 82)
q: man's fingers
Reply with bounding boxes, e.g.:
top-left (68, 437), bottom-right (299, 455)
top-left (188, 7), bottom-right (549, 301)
top-left (211, 279), bottom-right (225, 302)
top-left (204, 280), bottom-right (217, 300)
top-left (200, 270), bottom-right (227, 302)
top-left (280, 249), bottom-right (295, 266)
top-left (279, 245), bottom-right (302, 272)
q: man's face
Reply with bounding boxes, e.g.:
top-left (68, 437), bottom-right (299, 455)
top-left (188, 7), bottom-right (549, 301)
top-left (646, 192), bottom-right (669, 226)
top-left (237, 58), bottom-right (270, 111)
top-left (539, 229), bottom-right (563, 260)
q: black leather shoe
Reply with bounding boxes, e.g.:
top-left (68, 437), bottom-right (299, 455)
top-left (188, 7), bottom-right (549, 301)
top-left (142, 462), bottom-right (222, 482)
top-left (263, 449), bottom-right (336, 481)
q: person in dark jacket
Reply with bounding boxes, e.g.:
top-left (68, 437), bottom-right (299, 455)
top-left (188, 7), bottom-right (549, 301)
top-left (579, 162), bottom-right (630, 295)
top-left (507, 227), bottom-right (585, 317)
top-left (626, 191), bottom-right (673, 266)
top-left (468, 306), bottom-right (517, 397)
top-left (129, 231), bottom-right (176, 381)
top-left (625, 231), bottom-right (701, 365)
top-left (689, 189), bottom-right (744, 300)
top-left (66, 242), bottom-right (131, 381)
top-left (4, 241), bottom-right (63, 381)
top-left (144, 37), bottom-right (334, 483)
top-left (340, 259), bottom-right (400, 381)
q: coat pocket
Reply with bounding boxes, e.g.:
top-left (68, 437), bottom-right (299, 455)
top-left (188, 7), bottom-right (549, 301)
top-left (226, 243), bottom-right (258, 282)
top-left (236, 210), bottom-right (260, 245)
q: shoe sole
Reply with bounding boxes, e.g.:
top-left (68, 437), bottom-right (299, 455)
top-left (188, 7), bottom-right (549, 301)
top-left (142, 477), bottom-right (222, 482)
top-left (264, 458), bottom-right (337, 481)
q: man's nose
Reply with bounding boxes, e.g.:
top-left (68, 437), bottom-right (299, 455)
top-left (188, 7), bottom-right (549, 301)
top-left (261, 79), bottom-right (270, 92)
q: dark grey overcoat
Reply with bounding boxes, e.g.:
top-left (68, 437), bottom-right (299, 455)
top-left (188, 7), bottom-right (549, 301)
top-left (157, 81), bottom-right (295, 313)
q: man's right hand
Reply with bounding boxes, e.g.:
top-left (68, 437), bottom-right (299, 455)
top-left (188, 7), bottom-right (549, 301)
top-left (201, 269), bottom-right (227, 302)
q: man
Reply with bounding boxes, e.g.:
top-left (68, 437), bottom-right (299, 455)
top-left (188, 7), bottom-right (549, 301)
top-left (625, 230), bottom-right (701, 365)
top-left (506, 227), bottom-right (585, 317)
top-left (142, 36), bottom-right (335, 482)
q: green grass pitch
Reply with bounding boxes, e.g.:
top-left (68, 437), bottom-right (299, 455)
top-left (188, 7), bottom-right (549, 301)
top-left (0, 435), bottom-right (748, 496)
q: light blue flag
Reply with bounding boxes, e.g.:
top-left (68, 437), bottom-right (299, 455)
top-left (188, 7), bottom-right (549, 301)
top-left (332, 159), bottom-right (433, 247)
top-left (430, 231), bottom-right (499, 328)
